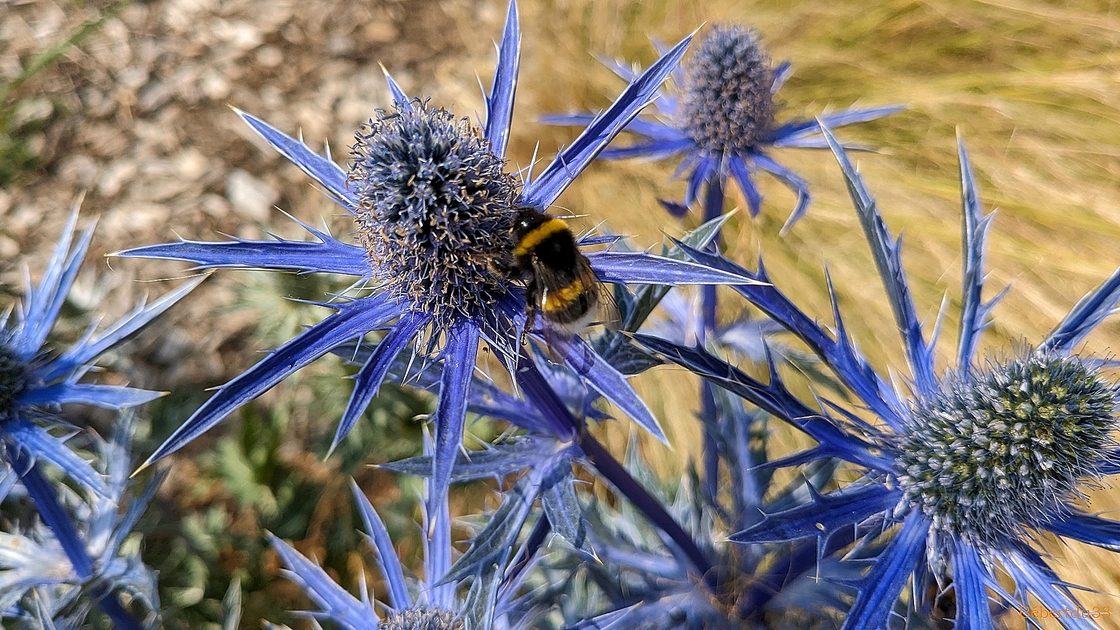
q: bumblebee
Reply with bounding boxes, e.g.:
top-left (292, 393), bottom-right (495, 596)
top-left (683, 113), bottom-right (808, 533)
top-left (510, 207), bottom-right (618, 341)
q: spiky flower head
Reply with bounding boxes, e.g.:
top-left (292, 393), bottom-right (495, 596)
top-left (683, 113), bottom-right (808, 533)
top-left (897, 351), bottom-right (1118, 547)
top-left (349, 100), bottom-right (520, 332)
top-left (380, 608), bottom-right (464, 630)
top-left (680, 25), bottom-right (776, 156)
top-left (0, 346), bottom-right (30, 419)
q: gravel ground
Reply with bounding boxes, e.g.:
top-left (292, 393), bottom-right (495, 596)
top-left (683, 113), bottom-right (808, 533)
top-left (2, 0), bottom-right (490, 389)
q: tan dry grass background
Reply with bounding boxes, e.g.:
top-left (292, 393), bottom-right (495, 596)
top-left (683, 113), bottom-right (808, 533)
top-left (432, 0), bottom-right (1120, 624)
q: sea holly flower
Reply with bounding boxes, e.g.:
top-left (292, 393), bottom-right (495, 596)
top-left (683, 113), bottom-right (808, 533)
top-left (544, 24), bottom-right (900, 229)
top-left (1, 414), bottom-right (163, 628)
top-left (118, 0), bottom-right (760, 531)
top-left (0, 205), bottom-right (195, 627)
top-left (635, 130), bottom-right (1120, 627)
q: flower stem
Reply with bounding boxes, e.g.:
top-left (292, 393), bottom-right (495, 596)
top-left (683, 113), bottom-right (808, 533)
top-left (579, 430), bottom-right (717, 588)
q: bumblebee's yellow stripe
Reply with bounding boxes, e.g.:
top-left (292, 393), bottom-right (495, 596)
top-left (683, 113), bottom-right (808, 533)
top-left (543, 278), bottom-right (586, 312)
top-left (514, 218), bottom-right (569, 257)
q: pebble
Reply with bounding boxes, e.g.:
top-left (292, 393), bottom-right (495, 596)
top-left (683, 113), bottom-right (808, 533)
top-left (98, 159), bottom-right (139, 197)
top-left (227, 169), bottom-right (278, 221)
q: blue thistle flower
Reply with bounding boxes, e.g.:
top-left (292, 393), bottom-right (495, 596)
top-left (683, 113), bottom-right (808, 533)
top-left (545, 24), bottom-right (901, 229)
top-left (0, 203), bottom-right (195, 627)
top-left (1, 413), bottom-right (163, 628)
top-left (634, 131), bottom-right (1120, 627)
top-left (117, 1), bottom-right (760, 534)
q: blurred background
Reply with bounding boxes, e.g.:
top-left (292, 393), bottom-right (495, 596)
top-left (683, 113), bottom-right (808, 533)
top-left (4, 0), bottom-right (1120, 626)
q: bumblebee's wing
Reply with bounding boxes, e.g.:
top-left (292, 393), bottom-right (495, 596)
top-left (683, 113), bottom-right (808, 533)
top-left (588, 264), bottom-right (621, 331)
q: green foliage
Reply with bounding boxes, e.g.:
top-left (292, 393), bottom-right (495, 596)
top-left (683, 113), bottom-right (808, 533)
top-left (0, 4), bottom-right (120, 187)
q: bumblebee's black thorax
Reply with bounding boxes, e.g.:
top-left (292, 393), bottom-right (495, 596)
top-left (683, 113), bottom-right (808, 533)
top-left (512, 208), bottom-right (579, 273)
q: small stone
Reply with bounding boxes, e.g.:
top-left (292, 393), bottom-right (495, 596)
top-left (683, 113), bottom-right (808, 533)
top-left (255, 45), bottom-right (283, 68)
top-left (173, 147), bottom-right (209, 181)
top-left (58, 154), bottom-right (101, 188)
top-left (103, 201), bottom-right (172, 235)
top-left (199, 193), bottom-right (230, 218)
top-left (362, 22), bottom-right (398, 44)
top-left (118, 65), bottom-right (150, 91)
top-left (11, 98), bottom-right (53, 129)
top-left (0, 236), bottom-right (17, 259)
top-left (227, 169), bottom-right (278, 221)
top-left (98, 159), bottom-right (139, 197)
top-left (138, 79), bottom-right (173, 113)
top-left (222, 20), bottom-right (263, 52)
top-left (327, 35), bottom-right (354, 57)
top-left (200, 69), bottom-right (231, 101)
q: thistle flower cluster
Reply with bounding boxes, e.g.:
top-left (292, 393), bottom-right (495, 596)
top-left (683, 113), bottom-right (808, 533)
top-left (680, 26), bottom-right (776, 155)
top-left (8, 2), bottom-right (1120, 629)
top-left (897, 351), bottom-right (1118, 545)
top-left (349, 101), bottom-right (520, 331)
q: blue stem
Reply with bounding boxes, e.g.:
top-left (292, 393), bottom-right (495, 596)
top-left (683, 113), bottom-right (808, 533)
top-left (515, 355), bottom-right (716, 587)
top-left (699, 176), bottom-right (725, 503)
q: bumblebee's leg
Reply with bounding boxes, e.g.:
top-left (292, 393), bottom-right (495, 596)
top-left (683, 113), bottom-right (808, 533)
top-left (520, 286), bottom-right (538, 350)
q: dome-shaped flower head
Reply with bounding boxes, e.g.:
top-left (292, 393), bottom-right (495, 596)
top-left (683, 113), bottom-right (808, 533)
top-left (1, 205), bottom-right (196, 628)
top-left (635, 130), bottom-right (1120, 627)
top-left (545, 24), bottom-right (901, 231)
top-left (118, 1), bottom-right (759, 529)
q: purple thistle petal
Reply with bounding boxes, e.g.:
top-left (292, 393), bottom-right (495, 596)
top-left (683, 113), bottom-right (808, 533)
top-left (116, 227), bottom-right (370, 277)
top-left (841, 511), bottom-right (930, 630)
top-left (632, 334), bottom-right (891, 472)
top-left (1002, 548), bottom-right (1094, 630)
top-left (726, 156), bottom-right (763, 217)
top-left (141, 295), bottom-right (402, 467)
top-left (236, 110), bottom-right (358, 211)
top-left (1041, 266), bottom-right (1120, 354)
top-left (658, 199), bottom-right (691, 217)
top-left (551, 335), bottom-right (667, 444)
top-left (381, 66), bottom-right (411, 108)
top-left (381, 438), bottom-right (555, 482)
top-left (956, 138), bottom-right (1003, 372)
top-left (4, 422), bottom-right (110, 498)
top-left (596, 54), bottom-right (638, 82)
top-left (17, 212), bottom-right (95, 359)
top-left (521, 32), bottom-right (693, 209)
top-left (823, 124), bottom-right (937, 397)
top-left (599, 137), bottom-right (693, 161)
top-left (771, 106), bottom-right (903, 148)
top-left (41, 275), bottom-right (205, 382)
top-left (730, 483), bottom-right (898, 545)
top-left (9, 447), bottom-right (93, 578)
top-left (585, 250), bottom-right (766, 286)
top-left (1042, 509), bottom-right (1120, 552)
top-left (330, 312), bottom-right (429, 454)
top-left (771, 61), bottom-right (793, 93)
top-left (683, 156), bottom-right (717, 209)
top-left (350, 481), bottom-right (411, 611)
top-left (670, 242), bottom-right (907, 427)
top-left (753, 153), bottom-right (811, 232)
top-left (268, 533), bottom-right (379, 630)
top-left (483, 0), bottom-right (520, 157)
top-left (428, 321), bottom-right (480, 545)
top-left (19, 383), bottom-right (163, 409)
top-left (948, 539), bottom-right (997, 630)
